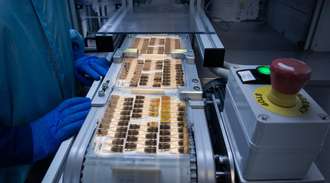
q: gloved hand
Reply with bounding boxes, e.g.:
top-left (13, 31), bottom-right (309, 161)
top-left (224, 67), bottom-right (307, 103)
top-left (74, 56), bottom-right (110, 86)
top-left (30, 97), bottom-right (91, 161)
top-left (70, 29), bottom-right (110, 86)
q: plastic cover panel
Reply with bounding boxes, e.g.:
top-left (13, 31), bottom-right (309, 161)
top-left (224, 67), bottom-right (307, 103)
top-left (93, 93), bottom-right (189, 155)
top-left (117, 35), bottom-right (185, 89)
top-left (78, 0), bottom-right (213, 34)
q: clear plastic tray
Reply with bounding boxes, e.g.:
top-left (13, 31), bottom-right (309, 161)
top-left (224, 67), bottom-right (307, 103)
top-left (82, 92), bottom-right (191, 183)
top-left (82, 152), bottom-right (191, 183)
top-left (128, 35), bottom-right (183, 55)
top-left (93, 92), bottom-right (189, 155)
top-left (115, 35), bottom-right (188, 91)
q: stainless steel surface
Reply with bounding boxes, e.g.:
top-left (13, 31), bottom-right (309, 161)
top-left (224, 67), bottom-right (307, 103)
top-left (96, 0), bottom-right (215, 33)
top-left (62, 107), bottom-right (100, 183)
top-left (181, 57), bottom-right (203, 100)
top-left (42, 138), bottom-right (74, 183)
top-left (91, 63), bottom-right (121, 106)
top-left (100, 10), bottom-right (198, 33)
top-left (98, 6), bottom-right (128, 33)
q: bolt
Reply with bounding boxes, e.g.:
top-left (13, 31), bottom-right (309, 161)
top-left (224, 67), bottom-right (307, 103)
top-left (193, 86), bottom-right (200, 91)
top-left (318, 113), bottom-right (329, 120)
top-left (102, 83), bottom-right (109, 90)
top-left (258, 114), bottom-right (269, 121)
top-left (184, 96), bottom-right (191, 101)
top-left (98, 90), bottom-right (105, 97)
top-left (192, 79), bottom-right (199, 83)
top-left (186, 53), bottom-right (193, 58)
top-left (215, 155), bottom-right (229, 164)
top-left (102, 85), bottom-right (108, 90)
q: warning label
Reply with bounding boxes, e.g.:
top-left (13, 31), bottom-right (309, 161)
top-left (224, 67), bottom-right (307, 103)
top-left (238, 70), bottom-right (256, 82)
top-left (254, 86), bottom-right (309, 117)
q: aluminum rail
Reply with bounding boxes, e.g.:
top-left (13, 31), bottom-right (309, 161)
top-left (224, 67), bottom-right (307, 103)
top-left (62, 62), bottom-right (122, 183)
top-left (193, 11), bottom-right (225, 67)
top-left (188, 100), bottom-right (217, 183)
top-left (211, 95), bottom-right (236, 183)
top-left (42, 80), bottom-right (102, 183)
top-left (42, 52), bottom-right (114, 183)
top-left (44, 1), bottom-right (224, 181)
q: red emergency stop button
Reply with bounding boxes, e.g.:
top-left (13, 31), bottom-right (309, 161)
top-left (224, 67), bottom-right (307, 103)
top-left (271, 58), bottom-right (311, 95)
top-left (267, 58), bottom-right (311, 107)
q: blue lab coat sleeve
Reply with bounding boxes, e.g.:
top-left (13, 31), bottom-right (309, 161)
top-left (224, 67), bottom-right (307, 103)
top-left (0, 0), bottom-right (76, 182)
top-left (0, 126), bottom-right (33, 167)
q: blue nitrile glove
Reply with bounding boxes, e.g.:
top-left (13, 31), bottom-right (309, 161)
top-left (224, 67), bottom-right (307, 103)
top-left (70, 29), bottom-right (110, 86)
top-left (74, 56), bottom-right (110, 86)
top-left (30, 97), bottom-right (91, 161)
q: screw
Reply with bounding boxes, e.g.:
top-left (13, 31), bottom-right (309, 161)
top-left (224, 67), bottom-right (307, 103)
top-left (98, 90), bottom-right (105, 97)
top-left (318, 113), bottom-right (329, 120)
top-left (193, 86), bottom-right (200, 91)
top-left (102, 85), bottom-right (108, 90)
top-left (215, 155), bottom-right (229, 164)
top-left (192, 79), bottom-right (199, 83)
top-left (186, 53), bottom-right (194, 58)
top-left (102, 82), bottom-right (109, 90)
top-left (258, 114), bottom-right (269, 121)
top-left (184, 96), bottom-right (191, 101)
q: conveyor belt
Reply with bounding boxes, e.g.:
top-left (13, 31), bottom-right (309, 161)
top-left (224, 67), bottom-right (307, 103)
top-left (80, 35), bottom-right (199, 183)
top-left (117, 58), bottom-right (184, 88)
top-left (61, 34), bottom-right (215, 183)
top-left (93, 94), bottom-right (190, 155)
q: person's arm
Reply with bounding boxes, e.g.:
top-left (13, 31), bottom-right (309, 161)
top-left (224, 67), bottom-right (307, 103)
top-left (0, 97), bottom-right (91, 167)
top-left (0, 21), bottom-right (91, 167)
top-left (0, 126), bottom-right (33, 167)
top-left (70, 29), bottom-right (110, 86)
top-left (0, 16), bottom-right (29, 167)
